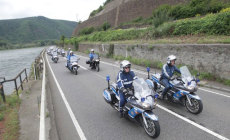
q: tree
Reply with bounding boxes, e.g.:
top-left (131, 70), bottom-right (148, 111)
top-left (60, 35), bottom-right (65, 48)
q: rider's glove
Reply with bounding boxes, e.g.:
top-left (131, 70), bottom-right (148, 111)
top-left (121, 87), bottom-right (128, 93)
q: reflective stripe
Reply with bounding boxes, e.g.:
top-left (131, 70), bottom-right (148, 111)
top-left (124, 81), bottom-right (133, 85)
top-left (163, 64), bottom-right (170, 78)
top-left (133, 76), bottom-right (137, 80)
top-left (118, 72), bottom-right (124, 88)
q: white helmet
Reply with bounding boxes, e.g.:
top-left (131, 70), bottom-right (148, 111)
top-left (70, 51), bottom-right (73, 55)
top-left (120, 60), bottom-right (131, 71)
top-left (91, 49), bottom-right (94, 52)
top-left (68, 48), bottom-right (71, 50)
top-left (167, 55), bottom-right (177, 64)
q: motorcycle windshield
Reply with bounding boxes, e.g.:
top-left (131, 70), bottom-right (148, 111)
top-left (133, 78), bottom-right (154, 106)
top-left (93, 54), bottom-right (99, 59)
top-left (52, 52), bottom-right (58, 56)
top-left (70, 56), bottom-right (79, 62)
top-left (180, 66), bottom-right (195, 86)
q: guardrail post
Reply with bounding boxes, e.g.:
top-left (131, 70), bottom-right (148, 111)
top-left (14, 79), bottom-right (18, 96)
top-left (34, 63), bottom-right (37, 80)
top-left (25, 69), bottom-right (28, 82)
top-left (0, 82), bottom-right (6, 103)
top-left (19, 74), bottom-right (23, 90)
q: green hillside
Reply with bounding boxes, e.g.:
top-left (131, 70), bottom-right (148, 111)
top-left (0, 16), bottom-right (77, 44)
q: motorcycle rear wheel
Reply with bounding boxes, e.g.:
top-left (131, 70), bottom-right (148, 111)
top-left (185, 98), bottom-right (203, 114)
top-left (142, 117), bottom-right (160, 138)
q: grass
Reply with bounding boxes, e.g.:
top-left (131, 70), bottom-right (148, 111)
top-left (0, 92), bottom-right (21, 140)
top-left (77, 35), bottom-right (230, 45)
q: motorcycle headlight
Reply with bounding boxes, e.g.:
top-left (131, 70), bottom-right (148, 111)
top-left (142, 102), bottom-right (151, 110)
top-left (187, 86), bottom-right (195, 92)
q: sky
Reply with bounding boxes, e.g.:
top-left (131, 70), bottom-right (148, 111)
top-left (0, 0), bottom-right (106, 22)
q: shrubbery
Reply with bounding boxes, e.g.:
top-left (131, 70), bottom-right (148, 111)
top-left (71, 8), bottom-right (230, 43)
top-left (173, 12), bottom-right (230, 35)
top-left (78, 22), bottom-right (111, 35)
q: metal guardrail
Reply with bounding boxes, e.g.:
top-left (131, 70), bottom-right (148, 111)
top-left (0, 69), bottom-right (28, 102)
top-left (0, 50), bottom-right (44, 103)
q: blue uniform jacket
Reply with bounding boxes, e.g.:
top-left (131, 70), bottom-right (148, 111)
top-left (161, 64), bottom-right (181, 80)
top-left (67, 54), bottom-right (76, 61)
top-left (89, 53), bottom-right (94, 60)
top-left (117, 70), bottom-right (137, 90)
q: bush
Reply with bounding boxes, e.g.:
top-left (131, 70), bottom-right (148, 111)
top-left (0, 113), bottom-right (4, 121)
top-left (78, 27), bottom-right (95, 35)
top-left (152, 10), bottom-right (173, 27)
top-left (168, 0), bottom-right (227, 19)
top-left (102, 22), bottom-right (111, 31)
top-left (173, 11), bottom-right (230, 35)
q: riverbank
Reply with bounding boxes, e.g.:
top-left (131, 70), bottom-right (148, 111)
top-left (0, 49), bottom-right (45, 140)
top-left (0, 43), bottom-right (45, 51)
top-left (0, 47), bottom-right (45, 95)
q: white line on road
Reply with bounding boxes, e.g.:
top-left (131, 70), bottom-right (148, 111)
top-left (77, 54), bottom-right (230, 140)
top-left (156, 105), bottom-right (229, 140)
top-left (45, 54), bottom-right (87, 140)
top-left (199, 87), bottom-right (230, 98)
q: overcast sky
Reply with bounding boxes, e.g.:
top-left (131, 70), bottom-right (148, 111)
top-left (0, 0), bottom-right (106, 22)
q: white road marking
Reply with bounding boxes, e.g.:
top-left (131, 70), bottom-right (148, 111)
top-left (39, 51), bottom-right (46, 140)
top-left (199, 88), bottom-right (230, 98)
top-left (77, 54), bottom-right (230, 98)
top-left (156, 105), bottom-right (229, 140)
top-left (45, 54), bottom-right (87, 140)
top-left (77, 54), bottom-right (230, 140)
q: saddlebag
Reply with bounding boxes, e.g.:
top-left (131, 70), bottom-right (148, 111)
top-left (86, 60), bottom-right (90, 64)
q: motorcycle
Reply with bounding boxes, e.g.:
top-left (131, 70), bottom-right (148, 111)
top-left (103, 76), bottom-right (160, 138)
top-left (51, 51), bottom-right (59, 63)
top-left (66, 55), bottom-right (80, 75)
top-left (147, 66), bottom-right (203, 114)
top-left (61, 49), bottom-right (65, 57)
top-left (86, 54), bottom-right (100, 72)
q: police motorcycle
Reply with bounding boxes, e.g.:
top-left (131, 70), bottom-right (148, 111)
top-left (86, 54), bottom-right (100, 72)
top-left (103, 76), bottom-right (160, 138)
top-left (148, 66), bottom-right (203, 114)
top-left (51, 51), bottom-right (59, 63)
top-left (46, 48), bottom-right (52, 55)
top-left (61, 49), bottom-right (65, 57)
top-left (67, 55), bottom-right (80, 75)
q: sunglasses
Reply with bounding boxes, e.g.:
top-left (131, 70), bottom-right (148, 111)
top-left (124, 67), bottom-right (130, 69)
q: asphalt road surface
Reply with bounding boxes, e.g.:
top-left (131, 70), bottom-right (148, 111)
top-left (45, 53), bottom-right (230, 140)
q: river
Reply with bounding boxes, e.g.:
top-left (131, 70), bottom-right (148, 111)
top-left (0, 47), bottom-right (45, 95)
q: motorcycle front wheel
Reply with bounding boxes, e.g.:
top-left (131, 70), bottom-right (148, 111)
top-left (73, 67), bottom-right (78, 75)
top-left (185, 98), bottom-right (203, 114)
top-left (96, 64), bottom-right (100, 72)
top-left (142, 117), bottom-right (160, 138)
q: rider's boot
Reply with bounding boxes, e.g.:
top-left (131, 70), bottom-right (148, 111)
top-left (119, 107), bottom-right (124, 118)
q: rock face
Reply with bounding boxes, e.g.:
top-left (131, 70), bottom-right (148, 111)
top-left (73, 0), bottom-right (188, 35)
top-left (72, 43), bottom-right (230, 80)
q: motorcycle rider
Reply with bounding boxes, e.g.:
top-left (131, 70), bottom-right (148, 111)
top-left (89, 49), bottom-right (95, 66)
top-left (117, 60), bottom-right (137, 118)
top-left (67, 48), bottom-right (71, 57)
top-left (160, 55), bottom-right (181, 99)
top-left (66, 51), bottom-right (75, 67)
top-left (51, 50), bottom-right (58, 60)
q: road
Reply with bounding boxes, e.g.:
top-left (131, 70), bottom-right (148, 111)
top-left (45, 53), bottom-right (230, 140)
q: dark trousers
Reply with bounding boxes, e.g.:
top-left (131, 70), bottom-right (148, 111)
top-left (119, 90), bottom-right (126, 112)
top-left (161, 78), bottom-right (171, 97)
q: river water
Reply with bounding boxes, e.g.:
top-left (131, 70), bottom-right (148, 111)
top-left (0, 47), bottom-right (45, 95)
